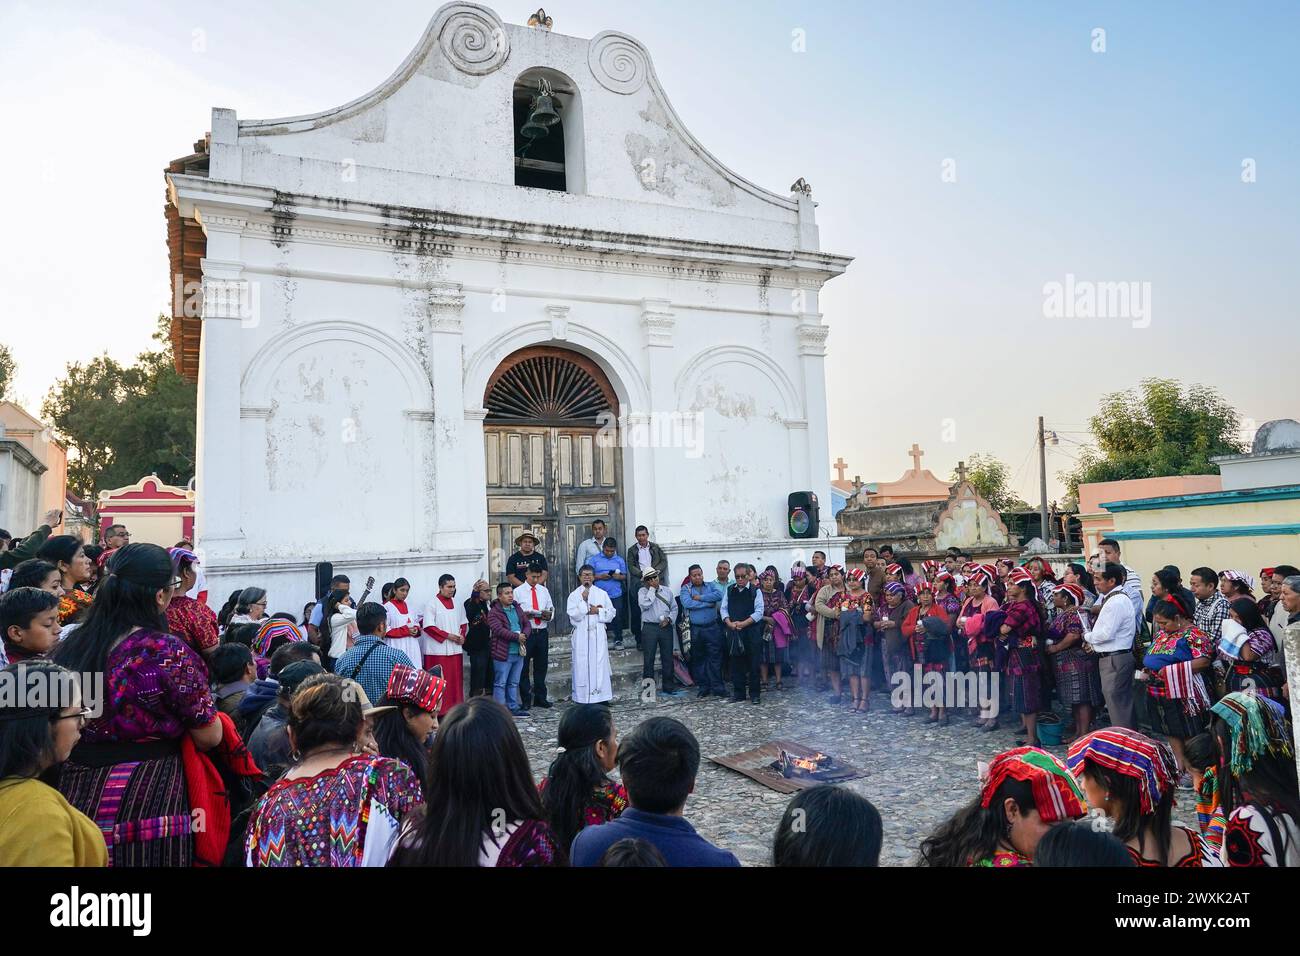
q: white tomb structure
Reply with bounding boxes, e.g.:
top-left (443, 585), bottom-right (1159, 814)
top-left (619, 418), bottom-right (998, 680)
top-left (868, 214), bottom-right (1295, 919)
top-left (164, 3), bottom-right (852, 611)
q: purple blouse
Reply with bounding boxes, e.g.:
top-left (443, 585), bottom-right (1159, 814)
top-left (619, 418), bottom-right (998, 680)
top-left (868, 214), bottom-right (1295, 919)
top-left (82, 628), bottom-right (218, 744)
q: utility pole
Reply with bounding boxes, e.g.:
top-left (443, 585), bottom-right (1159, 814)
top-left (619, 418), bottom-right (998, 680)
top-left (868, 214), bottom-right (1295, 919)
top-left (1037, 416), bottom-right (1050, 549)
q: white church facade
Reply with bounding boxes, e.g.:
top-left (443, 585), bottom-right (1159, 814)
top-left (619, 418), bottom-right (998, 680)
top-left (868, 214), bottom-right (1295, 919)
top-left (164, 3), bottom-right (852, 608)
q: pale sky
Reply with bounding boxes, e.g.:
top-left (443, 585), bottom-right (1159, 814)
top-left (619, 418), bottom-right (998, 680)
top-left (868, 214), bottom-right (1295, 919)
top-left (1, 0), bottom-right (1296, 503)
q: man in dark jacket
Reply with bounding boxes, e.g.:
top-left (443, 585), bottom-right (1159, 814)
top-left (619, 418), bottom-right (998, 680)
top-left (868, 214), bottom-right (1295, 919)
top-left (486, 582), bottom-right (532, 717)
top-left (0, 509), bottom-right (62, 572)
top-left (626, 525), bottom-right (668, 641)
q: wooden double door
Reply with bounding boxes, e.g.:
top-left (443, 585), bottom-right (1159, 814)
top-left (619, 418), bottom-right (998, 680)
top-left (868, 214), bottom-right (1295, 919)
top-left (485, 425), bottom-right (622, 631)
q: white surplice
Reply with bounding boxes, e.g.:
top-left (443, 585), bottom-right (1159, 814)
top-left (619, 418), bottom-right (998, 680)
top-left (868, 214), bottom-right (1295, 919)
top-left (567, 585), bottom-right (615, 703)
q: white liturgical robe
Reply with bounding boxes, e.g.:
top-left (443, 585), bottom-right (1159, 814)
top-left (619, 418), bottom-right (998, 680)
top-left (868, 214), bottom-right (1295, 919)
top-left (567, 584), bottom-right (615, 703)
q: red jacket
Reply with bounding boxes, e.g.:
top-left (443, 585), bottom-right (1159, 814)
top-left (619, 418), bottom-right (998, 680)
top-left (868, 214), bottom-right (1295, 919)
top-left (487, 599), bottom-right (532, 662)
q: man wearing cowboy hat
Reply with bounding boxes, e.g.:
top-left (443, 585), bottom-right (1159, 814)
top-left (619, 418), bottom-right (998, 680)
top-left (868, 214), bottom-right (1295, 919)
top-left (507, 531), bottom-right (549, 589)
top-left (638, 567), bottom-right (682, 696)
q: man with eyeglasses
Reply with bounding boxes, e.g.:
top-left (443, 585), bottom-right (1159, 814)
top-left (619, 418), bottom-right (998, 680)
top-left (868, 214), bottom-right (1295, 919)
top-left (103, 524), bottom-right (130, 549)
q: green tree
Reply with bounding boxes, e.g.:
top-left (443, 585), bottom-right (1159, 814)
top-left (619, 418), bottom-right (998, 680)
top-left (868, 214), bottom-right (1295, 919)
top-left (0, 343), bottom-right (14, 401)
top-left (1062, 378), bottom-right (1245, 497)
top-left (950, 453), bottom-right (1029, 511)
top-left (41, 317), bottom-right (196, 497)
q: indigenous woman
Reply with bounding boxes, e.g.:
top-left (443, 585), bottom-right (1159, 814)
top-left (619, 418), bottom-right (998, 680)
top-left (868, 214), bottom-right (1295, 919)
top-left (1218, 569), bottom-right (1255, 602)
top-left (1141, 596), bottom-right (1213, 776)
top-left (993, 559), bottom-right (1015, 605)
top-left (921, 559), bottom-right (941, 585)
top-left (1000, 572), bottom-right (1044, 746)
top-left (53, 544), bottom-right (230, 866)
top-left (422, 574), bottom-right (469, 711)
top-left (7, 559), bottom-right (65, 599)
top-left (1025, 557), bottom-right (1058, 612)
top-left (1068, 728), bottom-right (1221, 867)
top-left (786, 563), bottom-right (814, 685)
top-left (37, 535), bottom-right (94, 626)
top-left (390, 697), bottom-right (563, 866)
top-left (164, 547), bottom-right (219, 662)
top-left (1256, 567), bottom-right (1278, 621)
top-left (884, 563), bottom-right (914, 602)
top-left (1062, 562), bottom-right (1098, 612)
top-left (903, 582), bottom-right (952, 725)
top-left (1218, 597), bottom-right (1284, 700)
top-left (876, 582), bottom-right (915, 716)
top-left (934, 571), bottom-right (964, 670)
top-left (1210, 692), bottom-right (1300, 866)
top-left (383, 577), bottom-right (422, 670)
top-left (539, 704), bottom-right (627, 853)
top-left (899, 557), bottom-right (924, 597)
top-left (1045, 583), bottom-right (1103, 744)
top-left (837, 569), bottom-right (874, 712)
top-left (372, 664), bottom-right (447, 782)
top-left (919, 746), bottom-right (1086, 867)
top-left (246, 673), bottom-right (423, 866)
top-left (759, 568), bottom-right (790, 691)
top-left (0, 661), bottom-right (106, 866)
top-left (812, 566), bottom-right (847, 703)
top-left (960, 568), bottom-right (1001, 730)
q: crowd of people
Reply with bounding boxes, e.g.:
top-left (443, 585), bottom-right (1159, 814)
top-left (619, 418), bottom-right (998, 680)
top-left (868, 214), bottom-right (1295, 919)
top-left (0, 508), bottom-right (1296, 867)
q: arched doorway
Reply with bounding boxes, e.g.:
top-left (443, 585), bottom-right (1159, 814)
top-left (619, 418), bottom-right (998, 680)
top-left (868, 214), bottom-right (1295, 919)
top-left (483, 346), bottom-right (623, 622)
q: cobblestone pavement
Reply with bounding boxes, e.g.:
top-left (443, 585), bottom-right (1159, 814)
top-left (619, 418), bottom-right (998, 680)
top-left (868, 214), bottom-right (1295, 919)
top-left (516, 648), bottom-right (1195, 866)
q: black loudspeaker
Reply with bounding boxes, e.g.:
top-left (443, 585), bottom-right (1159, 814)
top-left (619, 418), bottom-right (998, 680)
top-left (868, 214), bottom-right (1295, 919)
top-left (788, 492), bottom-right (819, 539)
top-left (314, 561), bottom-right (334, 600)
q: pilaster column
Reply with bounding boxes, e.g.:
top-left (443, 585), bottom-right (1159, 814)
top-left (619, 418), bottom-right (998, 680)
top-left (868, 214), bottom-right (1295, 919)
top-left (463, 407), bottom-right (490, 571)
top-left (426, 282), bottom-right (473, 551)
top-left (641, 298), bottom-right (682, 541)
top-left (796, 313), bottom-right (834, 534)
top-left (194, 217), bottom-right (249, 559)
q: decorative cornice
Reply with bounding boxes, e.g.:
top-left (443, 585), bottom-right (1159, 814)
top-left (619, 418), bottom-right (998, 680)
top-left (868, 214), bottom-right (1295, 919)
top-left (1102, 484), bottom-right (1300, 512)
top-left (205, 549), bottom-right (487, 576)
top-left (0, 439), bottom-right (47, 475)
top-left (464, 407), bottom-right (490, 422)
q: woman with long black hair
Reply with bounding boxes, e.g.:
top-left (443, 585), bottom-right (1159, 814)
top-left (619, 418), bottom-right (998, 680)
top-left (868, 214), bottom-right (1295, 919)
top-left (389, 697), bottom-right (563, 866)
top-left (1219, 598), bottom-right (1285, 699)
top-left (216, 588), bottom-right (243, 631)
top-left (539, 704), bottom-right (627, 851)
top-left (319, 588), bottom-right (356, 672)
top-left (919, 746), bottom-right (1086, 866)
top-left (372, 664), bottom-right (446, 781)
top-left (52, 543), bottom-right (226, 866)
top-left (1068, 727), bottom-right (1220, 867)
top-left (36, 534), bottom-right (94, 625)
top-left (1211, 692), bottom-right (1300, 866)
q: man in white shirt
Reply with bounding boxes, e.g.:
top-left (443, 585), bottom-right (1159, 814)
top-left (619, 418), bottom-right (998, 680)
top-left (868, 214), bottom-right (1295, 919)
top-left (1084, 562), bottom-right (1138, 731)
top-left (568, 565), bottom-right (615, 703)
top-left (515, 565), bottom-right (555, 709)
top-left (574, 519), bottom-right (610, 575)
top-left (637, 568), bottom-right (682, 697)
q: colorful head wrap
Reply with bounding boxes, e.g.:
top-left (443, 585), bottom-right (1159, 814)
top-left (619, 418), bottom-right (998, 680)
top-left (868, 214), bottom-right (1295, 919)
top-left (1053, 583), bottom-right (1084, 606)
top-left (1260, 567), bottom-right (1275, 580)
top-left (846, 567), bottom-right (866, 584)
top-left (385, 663), bottom-right (447, 714)
top-left (966, 567), bottom-right (993, 590)
top-left (934, 570), bottom-right (955, 586)
top-left (1007, 567), bottom-right (1033, 586)
top-left (979, 747), bottom-right (1086, 824)
top-left (915, 581), bottom-right (934, 595)
top-left (1066, 728), bottom-right (1178, 816)
top-left (885, 563), bottom-right (904, 577)
top-left (883, 581), bottom-right (905, 596)
top-left (921, 560), bottom-right (940, 576)
top-left (253, 619), bottom-right (306, 658)
top-left (1219, 569), bottom-right (1255, 591)
top-left (790, 561), bottom-right (806, 579)
top-left (1210, 691), bottom-right (1292, 777)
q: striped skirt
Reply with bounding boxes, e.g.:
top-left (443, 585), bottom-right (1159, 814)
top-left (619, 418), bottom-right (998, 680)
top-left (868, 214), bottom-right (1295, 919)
top-left (59, 751), bottom-right (193, 867)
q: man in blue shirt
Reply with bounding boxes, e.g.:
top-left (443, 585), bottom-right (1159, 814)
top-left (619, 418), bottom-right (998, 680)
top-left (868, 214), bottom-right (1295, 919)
top-left (571, 717), bottom-right (739, 867)
top-left (680, 564), bottom-right (725, 698)
top-left (589, 538), bottom-right (629, 649)
top-left (722, 563), bottom-right (765, 704)
top-left (332, 602), bottom-right (408, 705)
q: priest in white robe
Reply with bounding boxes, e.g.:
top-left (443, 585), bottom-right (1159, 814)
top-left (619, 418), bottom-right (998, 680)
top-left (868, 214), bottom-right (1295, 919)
top-left (567, 565), bottom-right (615, 703)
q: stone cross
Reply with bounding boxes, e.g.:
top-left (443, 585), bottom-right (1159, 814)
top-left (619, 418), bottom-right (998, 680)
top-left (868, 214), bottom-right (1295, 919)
top-left (956, 460), bottom-right (968, 484)
top-left (908, 443), bottom-right (924, 473)
top-left (833, 456), bottom-right (848, 482)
